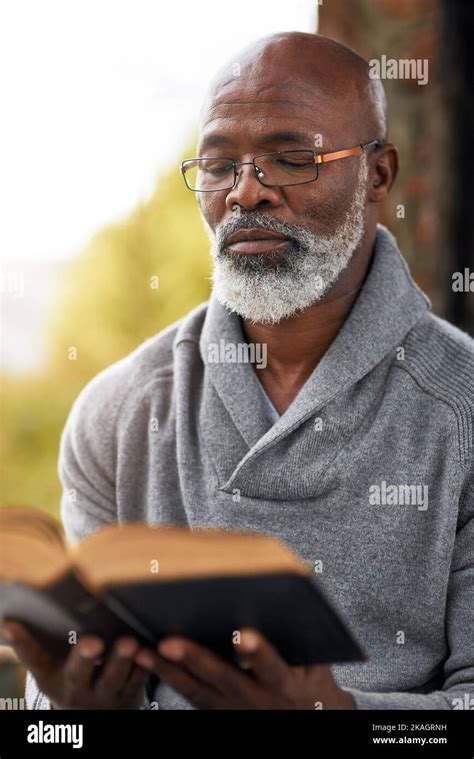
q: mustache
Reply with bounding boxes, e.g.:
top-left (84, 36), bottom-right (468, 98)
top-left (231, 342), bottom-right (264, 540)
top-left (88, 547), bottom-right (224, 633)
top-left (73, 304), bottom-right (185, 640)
top-left (215, 212), bottom-right (305, 248)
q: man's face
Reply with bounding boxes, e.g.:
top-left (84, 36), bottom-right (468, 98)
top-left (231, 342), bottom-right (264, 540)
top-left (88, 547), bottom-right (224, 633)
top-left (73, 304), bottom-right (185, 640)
top-left (197, 67), bottom-right (370, 324)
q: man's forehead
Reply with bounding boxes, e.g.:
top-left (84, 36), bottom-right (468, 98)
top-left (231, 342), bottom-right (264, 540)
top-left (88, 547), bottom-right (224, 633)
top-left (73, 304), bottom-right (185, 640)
top-left (199, 63), bottom-right (363, 140)
top-left (202, 71), bottom-right (335, 119)
top-left (199, 88), bottom-right (356, 147)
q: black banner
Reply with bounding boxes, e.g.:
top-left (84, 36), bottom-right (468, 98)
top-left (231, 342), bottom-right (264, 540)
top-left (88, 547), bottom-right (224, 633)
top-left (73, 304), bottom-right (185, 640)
top-left (0, 710), bottom-right (472, 757)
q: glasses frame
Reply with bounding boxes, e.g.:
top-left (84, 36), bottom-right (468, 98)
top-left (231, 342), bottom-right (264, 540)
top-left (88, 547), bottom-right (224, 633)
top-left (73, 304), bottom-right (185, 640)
top-left (180, 140), bottom-right (384, 192)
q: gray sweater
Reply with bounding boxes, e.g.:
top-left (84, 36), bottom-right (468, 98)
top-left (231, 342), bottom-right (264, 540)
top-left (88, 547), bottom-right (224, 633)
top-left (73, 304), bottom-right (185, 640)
top-left (26, 225), bottom-right (474, 710)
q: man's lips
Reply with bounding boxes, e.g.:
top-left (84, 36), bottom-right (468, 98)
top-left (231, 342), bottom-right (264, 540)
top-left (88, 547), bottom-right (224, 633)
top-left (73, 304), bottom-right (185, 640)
top-left (224, 227), bottom-right (290, 255)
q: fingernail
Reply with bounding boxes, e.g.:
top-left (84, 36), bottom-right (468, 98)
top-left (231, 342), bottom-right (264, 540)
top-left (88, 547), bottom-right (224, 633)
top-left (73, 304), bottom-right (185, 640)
top-left (136, 651), bottom-right (156, 669)
top-left (0, 624), bottom-right (14, 642)
top-left (240, 631), bottom-right (259, 652)
top-left (79, 639), bottom-right (104, 658)
top-left (116, 639), bottom-right (137, 658)
top-left (158, 640), bottom-right (185, 660)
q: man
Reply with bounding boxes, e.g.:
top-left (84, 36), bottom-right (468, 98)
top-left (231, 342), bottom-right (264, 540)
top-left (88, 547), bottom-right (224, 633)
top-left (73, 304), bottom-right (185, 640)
top-left (3, 32), bottom-right (473, 710)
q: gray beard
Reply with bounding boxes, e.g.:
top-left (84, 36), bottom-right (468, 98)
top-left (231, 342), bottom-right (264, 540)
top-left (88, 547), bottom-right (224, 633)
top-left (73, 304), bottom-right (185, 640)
top-left (205, 154), bottom-right (368, 325)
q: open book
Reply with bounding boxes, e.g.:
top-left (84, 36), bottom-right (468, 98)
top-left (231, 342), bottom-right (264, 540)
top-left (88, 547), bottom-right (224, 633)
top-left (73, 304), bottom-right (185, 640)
top-left (0, 506), bottom-right (365, 667)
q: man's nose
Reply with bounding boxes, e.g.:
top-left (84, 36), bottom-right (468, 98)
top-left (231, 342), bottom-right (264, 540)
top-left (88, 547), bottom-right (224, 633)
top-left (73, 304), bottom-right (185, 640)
top-left (224, 162), bottom-right (282, 212)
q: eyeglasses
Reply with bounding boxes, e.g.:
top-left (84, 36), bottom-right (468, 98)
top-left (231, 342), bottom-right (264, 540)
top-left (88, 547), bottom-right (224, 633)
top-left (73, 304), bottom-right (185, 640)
top-left (181, 140), bottom-right (383, 192)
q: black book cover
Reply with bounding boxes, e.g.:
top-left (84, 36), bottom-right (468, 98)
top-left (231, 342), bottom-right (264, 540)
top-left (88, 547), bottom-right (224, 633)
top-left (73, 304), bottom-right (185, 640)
top-left (105, 572), bottom-right (364, 667)
top-left (1, 571), bottom-right (364, 666)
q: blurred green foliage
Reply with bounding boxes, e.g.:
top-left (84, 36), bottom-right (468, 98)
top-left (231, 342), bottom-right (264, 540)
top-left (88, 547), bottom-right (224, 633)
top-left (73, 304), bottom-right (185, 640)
top-left (1, 146), bottom-right (211, 516)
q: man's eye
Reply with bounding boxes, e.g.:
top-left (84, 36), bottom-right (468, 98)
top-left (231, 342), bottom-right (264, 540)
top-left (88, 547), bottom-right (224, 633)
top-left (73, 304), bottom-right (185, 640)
top-left (202, 162), bottom-right (234, 175)
top-left (277, 158), bottom-right (313, 169)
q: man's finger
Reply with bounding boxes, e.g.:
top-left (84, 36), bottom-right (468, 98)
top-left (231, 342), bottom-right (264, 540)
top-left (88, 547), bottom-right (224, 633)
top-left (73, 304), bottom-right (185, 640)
top-left (156, 637), bottom-right (259, 704)
top-left (94, 637), bottom-right (139, 700)
top-left (0, 620), bottom-right (54, 675)
top-left (233, 628), bottom-right (289, 688)
top-left (118, 663), bottom-right (149, 706)
top-left (62, 635), bottom-right (105, 700)
top-left (136, 648), bottom-right (224, 709)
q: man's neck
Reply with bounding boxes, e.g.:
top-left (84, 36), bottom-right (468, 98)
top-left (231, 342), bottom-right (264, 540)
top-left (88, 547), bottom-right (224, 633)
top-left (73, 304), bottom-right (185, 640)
top-left (241, 234), bottom-right (376, 414)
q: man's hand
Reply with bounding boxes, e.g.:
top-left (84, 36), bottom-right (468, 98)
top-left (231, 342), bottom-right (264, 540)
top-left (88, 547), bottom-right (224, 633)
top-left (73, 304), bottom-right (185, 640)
top-left (135, 628), bottom-right (356, 710)
top-left (0, 620), bottom-right (149, 710)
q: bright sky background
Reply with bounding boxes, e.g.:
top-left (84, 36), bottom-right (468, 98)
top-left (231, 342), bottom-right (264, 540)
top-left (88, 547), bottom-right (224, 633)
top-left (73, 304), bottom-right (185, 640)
top-left (1, 0), bottom-right (318, 263)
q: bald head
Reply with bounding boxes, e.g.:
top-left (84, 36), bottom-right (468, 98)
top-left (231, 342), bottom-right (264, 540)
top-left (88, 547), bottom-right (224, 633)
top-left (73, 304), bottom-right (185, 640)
top-left (200, 32), bottom-right (387, 142)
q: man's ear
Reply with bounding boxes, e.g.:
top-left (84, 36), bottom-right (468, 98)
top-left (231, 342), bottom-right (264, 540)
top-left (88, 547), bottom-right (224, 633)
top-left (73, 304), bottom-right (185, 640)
top-left (368, 143), bottom-right (399, 202)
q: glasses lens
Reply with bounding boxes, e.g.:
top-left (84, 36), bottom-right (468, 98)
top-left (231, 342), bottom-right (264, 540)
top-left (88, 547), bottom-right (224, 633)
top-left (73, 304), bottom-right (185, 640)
top-left (255, 151), bottom-right (318, 186)
top-left (183, 158), bottom-right (235, 191)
